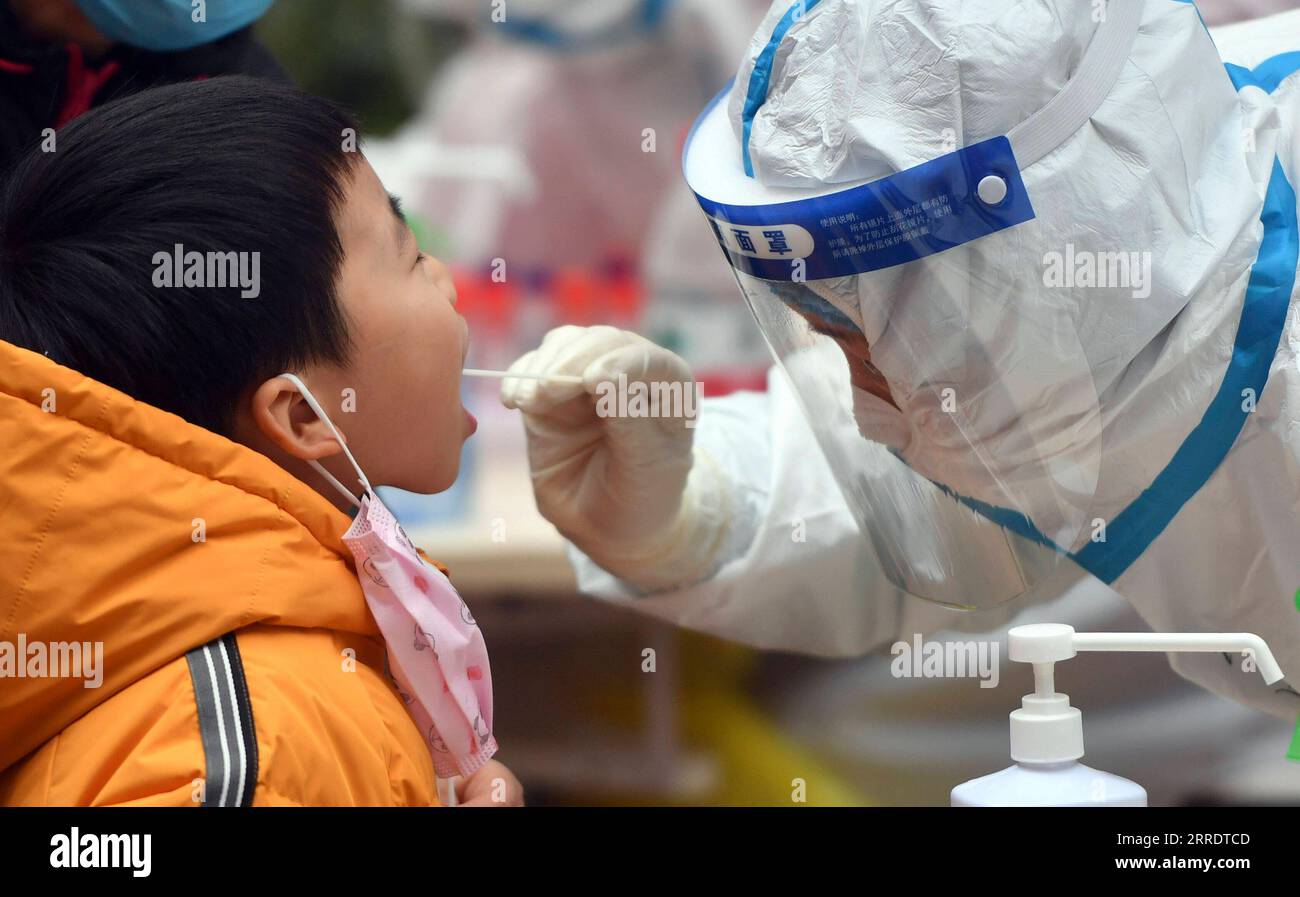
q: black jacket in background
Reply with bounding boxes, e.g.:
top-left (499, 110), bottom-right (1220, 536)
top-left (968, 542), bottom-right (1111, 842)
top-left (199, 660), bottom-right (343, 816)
top-left (0, 2), bottom-right (288, 174)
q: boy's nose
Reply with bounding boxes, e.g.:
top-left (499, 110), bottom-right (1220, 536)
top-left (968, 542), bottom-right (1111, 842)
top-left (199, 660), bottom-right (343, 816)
top-left (431, 257), bottom-right (457, 305)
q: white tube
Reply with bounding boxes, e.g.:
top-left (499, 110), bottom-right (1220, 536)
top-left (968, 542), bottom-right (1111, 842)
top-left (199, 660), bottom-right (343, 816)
top-left (1072, 631), bottom-right (1284, 685)
top-left (462, 368), bottom-right (584, 385)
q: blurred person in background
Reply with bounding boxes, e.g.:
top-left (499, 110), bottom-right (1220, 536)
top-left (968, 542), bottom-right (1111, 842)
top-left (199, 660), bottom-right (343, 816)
top-left (396, 0), bottom-right (764, 273)
top-left (0, 0), bottom-right (283, 171)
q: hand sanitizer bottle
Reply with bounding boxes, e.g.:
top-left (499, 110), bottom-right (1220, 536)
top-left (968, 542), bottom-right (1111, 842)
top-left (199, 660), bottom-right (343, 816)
top-left (951, 624), bottom-right (1284, 807)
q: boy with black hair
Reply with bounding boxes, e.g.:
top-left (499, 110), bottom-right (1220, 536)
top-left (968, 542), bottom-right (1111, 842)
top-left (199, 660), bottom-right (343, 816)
top-left (0, 76), bottom-right (520, 806)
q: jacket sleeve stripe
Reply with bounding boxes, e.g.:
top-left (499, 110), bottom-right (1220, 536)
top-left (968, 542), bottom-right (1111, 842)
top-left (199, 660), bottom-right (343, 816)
top-left (184, 634), bottom-right (259, 807)
top-left (218, 633), bottom-right (259, 807)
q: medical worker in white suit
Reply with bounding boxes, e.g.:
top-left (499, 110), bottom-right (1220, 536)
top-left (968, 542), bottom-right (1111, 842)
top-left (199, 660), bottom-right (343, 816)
top-left (502, 0), bottom-right (1300, 740)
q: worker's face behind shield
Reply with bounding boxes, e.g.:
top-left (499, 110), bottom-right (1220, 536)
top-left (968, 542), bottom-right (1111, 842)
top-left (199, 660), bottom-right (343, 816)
top-left (732, 251), bottom-right (1103, 609)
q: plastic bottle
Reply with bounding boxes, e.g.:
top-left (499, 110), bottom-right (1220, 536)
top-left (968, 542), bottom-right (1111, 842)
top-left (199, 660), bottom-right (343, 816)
top-left (951, 624), bottom-right (1284, 806)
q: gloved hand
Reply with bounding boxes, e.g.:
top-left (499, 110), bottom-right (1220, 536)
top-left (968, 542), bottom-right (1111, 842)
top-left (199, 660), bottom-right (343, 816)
top-left (500, 325), bottom-right (730, 592)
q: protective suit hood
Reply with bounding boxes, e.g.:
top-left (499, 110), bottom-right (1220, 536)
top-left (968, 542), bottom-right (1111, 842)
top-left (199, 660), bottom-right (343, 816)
top-left (683, 0), bottom-right (1291, 606)
top-left (729, 0), bottom-right (1100, 188)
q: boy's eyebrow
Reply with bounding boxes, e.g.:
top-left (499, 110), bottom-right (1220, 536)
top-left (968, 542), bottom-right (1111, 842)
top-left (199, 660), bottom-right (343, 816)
top-left (388, 192), bottom-right (410, 250)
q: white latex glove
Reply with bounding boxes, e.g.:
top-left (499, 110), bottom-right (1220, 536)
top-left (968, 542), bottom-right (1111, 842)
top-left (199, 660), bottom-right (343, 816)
top-left (500, 325), bottom-right (730, 592)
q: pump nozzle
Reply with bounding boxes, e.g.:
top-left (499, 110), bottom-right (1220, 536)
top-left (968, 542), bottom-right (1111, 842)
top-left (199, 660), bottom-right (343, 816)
top-left (1008, 624), bottom-right (1284, 685)
top-left (1001, 625), bottom-right (1284, 765)
top-left (1070, 631), bottom-right (1284, 685)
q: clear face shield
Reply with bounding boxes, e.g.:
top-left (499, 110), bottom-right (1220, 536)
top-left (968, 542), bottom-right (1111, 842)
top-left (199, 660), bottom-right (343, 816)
top-left (685, 104), bottom-right (1102, 609)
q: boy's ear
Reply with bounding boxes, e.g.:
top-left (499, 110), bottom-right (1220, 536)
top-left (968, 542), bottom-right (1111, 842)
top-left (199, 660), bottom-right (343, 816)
top-left (249, 376), bottom-right (345, 461)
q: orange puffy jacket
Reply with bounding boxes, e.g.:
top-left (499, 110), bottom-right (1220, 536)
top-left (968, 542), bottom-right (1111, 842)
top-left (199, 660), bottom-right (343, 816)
top-left (0, 340), bottom-right (440, 806)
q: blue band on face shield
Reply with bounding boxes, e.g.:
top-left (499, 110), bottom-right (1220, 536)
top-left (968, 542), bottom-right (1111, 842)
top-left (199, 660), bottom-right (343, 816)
top-left (74, 0), bottom-right (273, 52)
top-left (693, 136), bottom-right (1035, 281)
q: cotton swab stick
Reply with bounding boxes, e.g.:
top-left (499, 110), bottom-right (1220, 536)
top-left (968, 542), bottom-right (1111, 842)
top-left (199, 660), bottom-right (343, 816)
top-left (462, 368), bottom-right (584, 385)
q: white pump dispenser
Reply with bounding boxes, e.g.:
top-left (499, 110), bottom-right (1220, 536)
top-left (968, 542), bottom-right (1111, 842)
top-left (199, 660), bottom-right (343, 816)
top-left (951, 625), bottom-right (1284, 807)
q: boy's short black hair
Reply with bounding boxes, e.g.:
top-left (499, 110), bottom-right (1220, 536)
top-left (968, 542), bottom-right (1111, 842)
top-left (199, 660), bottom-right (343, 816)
top-left (0, 75), bottom-right (360, 435)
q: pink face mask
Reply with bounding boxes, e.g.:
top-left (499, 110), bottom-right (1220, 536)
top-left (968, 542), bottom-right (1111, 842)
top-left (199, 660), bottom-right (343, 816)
top-left (280, 374), bottom-right (497, 780)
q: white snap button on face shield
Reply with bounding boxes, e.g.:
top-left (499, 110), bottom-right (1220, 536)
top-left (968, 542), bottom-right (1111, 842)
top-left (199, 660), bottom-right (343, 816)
top-left (681, 0), bottom-right (1145, 609)
top-left (977, 175), bottom-right (1008, 206)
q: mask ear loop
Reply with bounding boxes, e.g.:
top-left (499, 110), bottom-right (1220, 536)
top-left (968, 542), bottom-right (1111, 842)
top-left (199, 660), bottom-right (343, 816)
top-left (278, 372), bottom-right (373, 511)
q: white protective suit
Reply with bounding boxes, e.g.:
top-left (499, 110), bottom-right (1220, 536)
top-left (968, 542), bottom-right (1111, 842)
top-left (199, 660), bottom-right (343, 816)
top-left (554, 2), bottom-right (1300, 730)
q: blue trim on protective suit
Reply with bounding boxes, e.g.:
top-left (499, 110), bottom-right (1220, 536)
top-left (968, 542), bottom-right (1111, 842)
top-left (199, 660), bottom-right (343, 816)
top-left (740, 0), bottom-right (824, 177)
